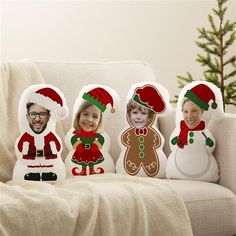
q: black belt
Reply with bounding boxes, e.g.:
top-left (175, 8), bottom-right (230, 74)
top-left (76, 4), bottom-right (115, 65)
top-left (84, 144), bottom-right (91, 150)
top-left (36, 150), bottom-right (44, 157)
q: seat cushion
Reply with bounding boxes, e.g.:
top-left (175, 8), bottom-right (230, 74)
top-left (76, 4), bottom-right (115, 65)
top-left (164, 180), bottom-right (236, 236)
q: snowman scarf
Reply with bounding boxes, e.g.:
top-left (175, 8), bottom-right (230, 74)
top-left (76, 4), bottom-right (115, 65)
top-left (177, 120), bottom-right (205, 149)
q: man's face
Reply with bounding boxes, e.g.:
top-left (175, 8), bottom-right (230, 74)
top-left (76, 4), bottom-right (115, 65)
top-left (26, 104), bottom-right (50, 134)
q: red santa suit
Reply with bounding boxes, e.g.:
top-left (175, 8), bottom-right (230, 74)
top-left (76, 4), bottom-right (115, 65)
top-left (13, 126), bottom-right (66, 181)
top-left (17, 130), bottom-right (61, 168)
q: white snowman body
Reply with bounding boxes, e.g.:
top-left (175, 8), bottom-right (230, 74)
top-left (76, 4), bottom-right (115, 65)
top-left (165, 81), bottom-right (224, 182)
top-left (166, 127), bottom-right (219, 182)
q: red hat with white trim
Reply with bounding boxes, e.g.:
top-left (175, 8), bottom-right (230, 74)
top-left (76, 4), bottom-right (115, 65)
top-left (184, 84), bottom-right (217, 111)
top-left (29, 87), bottom-right (68, 119)
top-left (82, 87), bottom-right (115, 113)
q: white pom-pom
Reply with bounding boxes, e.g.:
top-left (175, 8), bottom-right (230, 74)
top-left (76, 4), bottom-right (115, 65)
top-left (57, 106), bottom-right (68, 119)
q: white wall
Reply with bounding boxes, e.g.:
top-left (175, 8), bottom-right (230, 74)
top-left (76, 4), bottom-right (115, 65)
top-left (1, 0), bottom-right (236, 113)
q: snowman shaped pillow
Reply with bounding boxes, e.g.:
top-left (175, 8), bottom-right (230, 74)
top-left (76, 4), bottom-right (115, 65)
top-left (13, 84), bottom-right (68, 183)
top-left (116, 82), bottom-right (172, 178)
top-left (65, 84), bottom-right (119, 176)
top-left (166, 81), bottom-right (224, 182)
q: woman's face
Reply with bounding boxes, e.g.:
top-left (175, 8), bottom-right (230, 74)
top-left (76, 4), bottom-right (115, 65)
top-left (79, 105), bottom-right (101, 132)
top-left (182, 100), bottom-right (203, 129)
top-left (129, 107), bottom-right (150, 129)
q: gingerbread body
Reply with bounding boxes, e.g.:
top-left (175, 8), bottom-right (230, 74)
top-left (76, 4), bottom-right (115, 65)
top-left (116, 82), bottom-right (172, 178)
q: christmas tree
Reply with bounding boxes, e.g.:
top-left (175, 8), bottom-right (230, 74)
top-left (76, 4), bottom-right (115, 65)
top-left (174, 0), bottom-right (236, 111)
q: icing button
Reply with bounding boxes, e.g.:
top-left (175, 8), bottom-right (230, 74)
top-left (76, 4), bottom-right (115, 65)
top-left (139, 152), bottom-right (144, 158)
top-left (189, 138), bottom-right (194, 144)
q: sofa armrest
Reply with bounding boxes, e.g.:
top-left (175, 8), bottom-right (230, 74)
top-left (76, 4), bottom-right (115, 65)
top-left (208, 113), bottom-right (236, 194)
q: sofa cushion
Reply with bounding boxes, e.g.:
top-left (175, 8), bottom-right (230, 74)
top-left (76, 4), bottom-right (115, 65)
top-left (164, 179), bottom-right (236, 236)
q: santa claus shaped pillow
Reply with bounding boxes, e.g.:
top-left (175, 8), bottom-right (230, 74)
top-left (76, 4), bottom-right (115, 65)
top-left (65, 84), bottom-right (119, 176)
top-left (13, 84), bottom-right (68, 183)
top-left (116, 82), bottom-right (172, 178)
top-left (166, 81), bottom-right (224, 182)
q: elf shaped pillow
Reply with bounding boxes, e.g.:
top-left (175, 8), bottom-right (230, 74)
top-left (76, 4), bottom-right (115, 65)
top-left (13, 84), bottom-right (68, 182)
top-left (116, 82), bottom-right (172, 178)
top-left (166, 81), bottom-right (224, 182)
top-left (65, 84), bottom-right (119, 176)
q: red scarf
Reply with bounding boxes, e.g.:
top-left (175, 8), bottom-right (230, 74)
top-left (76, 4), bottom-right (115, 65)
top-left (177, 120), bottom-right (205, 148)
top-left (73, 128), bottom-right (97, 139)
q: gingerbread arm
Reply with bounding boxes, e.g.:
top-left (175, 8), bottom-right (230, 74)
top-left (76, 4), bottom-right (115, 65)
top-left (121, 130), bottom-right (131, 146)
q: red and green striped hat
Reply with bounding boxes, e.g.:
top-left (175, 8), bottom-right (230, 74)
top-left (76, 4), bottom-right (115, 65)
top-left (82, 87), bottom-right (115, 113)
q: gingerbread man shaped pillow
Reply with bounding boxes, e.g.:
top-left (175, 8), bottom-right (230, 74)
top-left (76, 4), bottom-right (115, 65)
top-left (166, 81), bottom-right (224, 182)
top-left (13, 84), bottom-right (68, 183)
top-left (116, 82), bottom-right (172, 178)
top-left (65, 84), bottom-right (119, 176)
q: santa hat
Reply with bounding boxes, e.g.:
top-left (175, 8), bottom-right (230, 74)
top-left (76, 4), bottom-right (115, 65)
top-left (29, 87), bottom-right (68, 119)
top-left (184, 84), bottom-right (217, 111)
top-left (132, 85), bottom-right (166, 114)
top-left (82, 87), bottom-right (115, 113)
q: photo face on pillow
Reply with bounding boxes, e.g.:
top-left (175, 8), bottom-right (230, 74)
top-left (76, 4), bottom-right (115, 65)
top-left (166, 81), bottom-right (223, 182)
top-left (13, 84), bottom-right (68, 183)
top-left (26, 104), bottom-right (51, 134)
top-left (129, 105), bottom-right (151, 129)
top-left (116, 82), bottom-right (172, 178)
top-left (64, 84), bottom-right (119, 177)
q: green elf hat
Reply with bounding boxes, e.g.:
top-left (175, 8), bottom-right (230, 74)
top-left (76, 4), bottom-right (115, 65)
top-left (82, 87), bottom-right (115, 113)
top-left (184, 84), bottom-right (217, 111)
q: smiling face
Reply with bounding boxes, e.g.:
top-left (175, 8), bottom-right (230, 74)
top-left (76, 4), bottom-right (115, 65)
top-left (182, 99), bottom-right (204, 129)
top-left (26, 103), bottom-right (50, 134)
top-left (79, 105), bottom-right (101, 132)
top-left (130, 107), bottom-right (150, 128)
top-left (127, 100), bottom-right (153, 129)
top-left (74, 102), bottom-right (102, 132)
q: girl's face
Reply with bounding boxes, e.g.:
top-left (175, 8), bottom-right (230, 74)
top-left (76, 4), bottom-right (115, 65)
top-left (79, 105), bottom-right (101, 132)
top-left (130, 107), bottom-right (150, 129)
top-left (182, 100), bottom-right (203, 129)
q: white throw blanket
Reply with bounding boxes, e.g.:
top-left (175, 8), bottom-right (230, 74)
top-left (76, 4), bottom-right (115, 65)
top-left (0, 61), bottom-right (193, 236)
top-left (1, 174), bottom-right (193, 236)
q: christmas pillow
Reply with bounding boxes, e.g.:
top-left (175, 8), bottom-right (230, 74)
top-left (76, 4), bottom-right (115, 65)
top-left (65, 84), bottom-right (119, 176)
top-left (166, 81), bottom-right (224, 182)
top-left (13, 84), bottom-right (68, 183)
top-left (116, 82), bottom-right (172, 178)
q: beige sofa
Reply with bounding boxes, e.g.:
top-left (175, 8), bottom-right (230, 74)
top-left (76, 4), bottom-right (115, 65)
top-left (38, 61), bottom-right (236, 236)
top-left (1, 61), bottom-right (236, 236)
